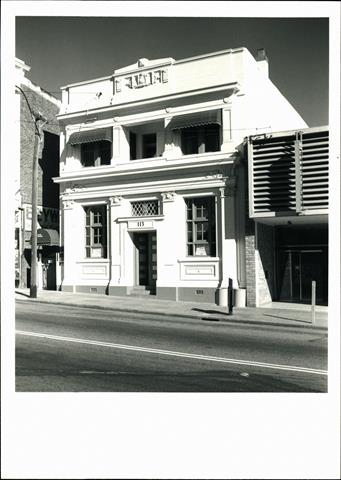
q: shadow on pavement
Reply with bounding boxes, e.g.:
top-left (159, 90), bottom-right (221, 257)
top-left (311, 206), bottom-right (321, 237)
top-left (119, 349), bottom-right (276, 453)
top-left (263, 313), bottom-right (313, 324)
top-left (192, 307), bottom-right (230, 316)
top-left (200, 316), bottom-right (220, 322)
top-left (15, 290), bottom-right (31, 298)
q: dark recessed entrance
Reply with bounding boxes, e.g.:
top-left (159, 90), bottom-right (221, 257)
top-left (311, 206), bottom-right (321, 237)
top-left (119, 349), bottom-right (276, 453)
top-left (276, 225), bottom-right (328, 305)
top-left (133, 232), bottom-right (157, 292)
top-left (277, 249), bottom-right (328, 304)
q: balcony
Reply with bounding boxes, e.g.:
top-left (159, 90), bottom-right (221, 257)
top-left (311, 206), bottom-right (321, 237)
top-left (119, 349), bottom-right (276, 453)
top-left (247, 126), bottom-right (329, 223)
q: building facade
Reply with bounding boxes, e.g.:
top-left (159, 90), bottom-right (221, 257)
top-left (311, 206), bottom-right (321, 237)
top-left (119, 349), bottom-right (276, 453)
top-left (15, 58), bottom-right (61, 290)
top-left (55, 47), bottom-right (313, 306)
top-left (245, 126), bottom-right (329, 306)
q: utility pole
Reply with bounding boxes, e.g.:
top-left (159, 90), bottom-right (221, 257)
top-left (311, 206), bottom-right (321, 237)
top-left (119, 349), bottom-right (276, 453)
top-left (30, 117), bottom-right (45, 298)
top-left (16, 85), bottom-right (47, 298)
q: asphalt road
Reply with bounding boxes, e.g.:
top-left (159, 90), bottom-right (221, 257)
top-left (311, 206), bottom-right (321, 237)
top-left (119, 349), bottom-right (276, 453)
top-left (15, 301), bottom-right (328, 392)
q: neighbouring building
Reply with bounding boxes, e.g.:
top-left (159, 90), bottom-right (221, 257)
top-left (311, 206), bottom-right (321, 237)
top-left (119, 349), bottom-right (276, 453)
top-left (245, 126), bottom-right (328, 306)
top-left (55, 47), bottom-right (328, 306)
top-left (15, 58), bottom-right (61, 290)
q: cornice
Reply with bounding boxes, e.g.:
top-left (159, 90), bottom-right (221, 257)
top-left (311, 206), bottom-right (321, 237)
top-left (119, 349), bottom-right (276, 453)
top-left (57, 82), bottom-right (240, 122)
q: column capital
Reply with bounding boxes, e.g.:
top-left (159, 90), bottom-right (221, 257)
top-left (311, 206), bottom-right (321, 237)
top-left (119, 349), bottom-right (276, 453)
top-left (109, 195), bottom-right (123, 206)
top-left (161, 191), bottom-right (176, 203)
top-left (226, 177), bottom-right (237, 197)
top-left (220, 178), bottom-right (237, 198)
top-left (62, 198), bottom-right (75, 210)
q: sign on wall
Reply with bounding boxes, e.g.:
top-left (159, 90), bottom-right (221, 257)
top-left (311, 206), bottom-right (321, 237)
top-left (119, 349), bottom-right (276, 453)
top-left (127, 219), bottom-right (154, 231)
top-left (24, 204), bottom-right (59, 231)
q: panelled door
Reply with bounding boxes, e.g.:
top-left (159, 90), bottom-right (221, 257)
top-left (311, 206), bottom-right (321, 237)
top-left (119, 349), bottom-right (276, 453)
top-left (133, 232), bottom-right (157, 288)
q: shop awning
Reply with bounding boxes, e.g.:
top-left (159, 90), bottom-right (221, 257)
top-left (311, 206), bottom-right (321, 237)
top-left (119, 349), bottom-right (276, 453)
top-left (69, 128), bottom-right (112, 145)
top-left (170, 110), bottom-right (222, 130)
top-left (35, 229), bottom-right (60, 246)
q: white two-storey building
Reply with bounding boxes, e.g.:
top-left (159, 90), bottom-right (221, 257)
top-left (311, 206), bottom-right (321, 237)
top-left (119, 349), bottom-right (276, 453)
top-left (54, 47), bottom-right (308, 306)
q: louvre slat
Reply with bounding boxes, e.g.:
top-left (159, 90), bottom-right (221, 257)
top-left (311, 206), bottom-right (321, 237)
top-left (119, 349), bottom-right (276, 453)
top-left (302, 152), bottom-right (329, 160)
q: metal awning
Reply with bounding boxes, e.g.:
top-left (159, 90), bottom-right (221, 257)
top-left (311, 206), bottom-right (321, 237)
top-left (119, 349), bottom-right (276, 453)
top-left (68, 128), bottom-right (112, 145)
top-left (170, 110), bottom-right (222, 130)
top-left (34, 229), bottom-right (60, 246)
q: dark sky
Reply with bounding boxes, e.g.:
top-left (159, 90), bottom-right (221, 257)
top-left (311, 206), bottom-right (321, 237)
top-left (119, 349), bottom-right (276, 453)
top-left (16, 16), bottom-right (329, 127)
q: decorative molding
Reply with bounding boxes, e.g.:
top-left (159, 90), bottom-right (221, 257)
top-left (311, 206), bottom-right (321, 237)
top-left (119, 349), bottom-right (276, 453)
top-left (224, 178), bottom-right (237, 197)
top-left (114, 68), bottom-right (169, 93)
top-left (161, 191), bottom-right (176, 202)
top-left (62, 199), bottom-right (75, 209)
top-left (205, 171), bottom-right (223, 180)
top-left (109, 196), bottom-right (123, 206)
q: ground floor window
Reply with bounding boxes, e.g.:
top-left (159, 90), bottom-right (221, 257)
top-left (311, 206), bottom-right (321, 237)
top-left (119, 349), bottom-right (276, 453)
top-left (84, 205), bottom-right (107, 258)
top-left (186, 197), bottom-right (216, 256)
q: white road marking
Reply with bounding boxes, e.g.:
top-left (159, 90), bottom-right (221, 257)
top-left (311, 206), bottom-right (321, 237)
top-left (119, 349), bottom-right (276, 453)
top-left (16, 330), bottom-right (328, 376)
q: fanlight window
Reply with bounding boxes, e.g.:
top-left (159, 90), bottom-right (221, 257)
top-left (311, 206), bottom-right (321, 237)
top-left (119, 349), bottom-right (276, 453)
top-left (131, 201), bottom-right (160, 217)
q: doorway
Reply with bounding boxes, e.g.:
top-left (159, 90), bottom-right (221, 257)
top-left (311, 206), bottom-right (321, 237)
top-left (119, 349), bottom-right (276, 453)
top-left (277, 249), bottom-right (328, 304)
top-left (133, 232), bottom-right (157, 290)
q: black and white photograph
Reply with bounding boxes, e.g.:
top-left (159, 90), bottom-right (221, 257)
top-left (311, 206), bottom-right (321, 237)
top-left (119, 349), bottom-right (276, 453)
top-left (2, 1), bottom-right (340, 479)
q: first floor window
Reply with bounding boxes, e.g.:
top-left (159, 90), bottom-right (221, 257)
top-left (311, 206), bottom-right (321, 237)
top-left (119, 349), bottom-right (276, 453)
top-left (84, 205), bottom-right (107, 258)
top-left (181, 124), bottom-right (220, 155)
top-left (186, 197), bottom-right (216, 256)
top-left (81, 140), bottom-right (111, 167)
top-left (142, 133), bottom-right (157, 158)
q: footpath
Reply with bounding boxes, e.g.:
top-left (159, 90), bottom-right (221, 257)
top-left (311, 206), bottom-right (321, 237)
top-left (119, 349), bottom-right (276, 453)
top-left (15, 288), bottom-right (328, 331)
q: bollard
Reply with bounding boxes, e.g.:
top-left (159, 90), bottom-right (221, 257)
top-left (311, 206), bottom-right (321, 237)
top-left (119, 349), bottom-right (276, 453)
top-left (228, 278), bottom-right (233, 315)
top-left (311, 280), bottom-right (316, 325)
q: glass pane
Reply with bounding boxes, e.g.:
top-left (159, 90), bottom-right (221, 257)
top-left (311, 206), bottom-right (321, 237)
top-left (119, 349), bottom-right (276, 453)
top-left (186, 204), bottom-right (192, 220)
top-left (204, 125), bottom-right (220, 152)
top-left (187, 226), bottom-right (193, 242)
top-left (142, 133), bottom-right (157, 158)
top-left (195, 222), bottom-right (205, 240)
top-left (99, 141), bottom-right (111, 165)
top-left (181, 128), bottom-right (199, 155)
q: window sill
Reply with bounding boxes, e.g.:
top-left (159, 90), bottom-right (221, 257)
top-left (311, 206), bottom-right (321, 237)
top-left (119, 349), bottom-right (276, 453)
top-left (178, 257), bottom-right (220, 263)
top-left (76, 258), bottom-right (109, 263)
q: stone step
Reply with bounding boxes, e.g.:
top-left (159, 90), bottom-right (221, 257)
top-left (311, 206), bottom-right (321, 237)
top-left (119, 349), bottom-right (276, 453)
top-left (130, 285), bottom-right (156, 296)
top-left (130, 290), bottom-right (151, 296)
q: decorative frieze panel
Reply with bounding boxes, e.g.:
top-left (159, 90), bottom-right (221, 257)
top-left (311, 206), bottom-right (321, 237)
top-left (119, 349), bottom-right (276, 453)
top-left (82, 265), bottom-right (107, 276)
top-left (179, 259), bottom-right (219, 281)
top-left (78, 262), bottom-right (109, 279)
top-left (114, 68), bottom-right (168, 94)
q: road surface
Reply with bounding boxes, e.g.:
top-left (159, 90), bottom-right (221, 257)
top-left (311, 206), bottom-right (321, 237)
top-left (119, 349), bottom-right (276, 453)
top-left (15, 301), bottom-right (328, 392)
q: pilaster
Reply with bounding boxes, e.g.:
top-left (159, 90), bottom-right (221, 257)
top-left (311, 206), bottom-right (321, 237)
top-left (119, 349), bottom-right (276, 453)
top-left (218, 179), bottom-right (238, 306)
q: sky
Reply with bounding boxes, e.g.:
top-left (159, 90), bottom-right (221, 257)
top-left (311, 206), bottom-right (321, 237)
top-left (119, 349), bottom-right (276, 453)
top-left (15, 15), bottom-right (329, 127)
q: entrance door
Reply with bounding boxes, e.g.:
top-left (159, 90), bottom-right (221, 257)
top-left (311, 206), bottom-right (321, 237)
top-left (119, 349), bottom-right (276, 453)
top-left (133, 232), bottom-right (157, 288)
top-left (277, 249), bottom-right (327, 304)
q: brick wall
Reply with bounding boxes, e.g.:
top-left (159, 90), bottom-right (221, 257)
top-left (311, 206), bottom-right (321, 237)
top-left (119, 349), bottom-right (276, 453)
top-left (245, 216), bottom-right (257, 306)
top-left (20, 85), bottom-right (60, 206)
top-left (256, 223), bottom-right (275, 305)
